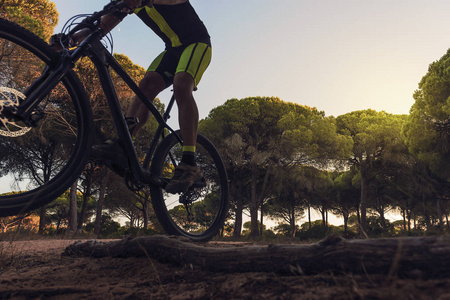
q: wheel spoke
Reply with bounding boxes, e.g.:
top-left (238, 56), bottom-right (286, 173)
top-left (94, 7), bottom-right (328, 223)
top-left (0, 19), bottom-right (92, 216)
top-left (150, 132), bottom-right (228, 242)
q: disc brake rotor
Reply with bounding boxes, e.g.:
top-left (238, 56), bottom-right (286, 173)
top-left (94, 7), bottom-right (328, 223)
top-left (0, 87), bottom-right (31, 137)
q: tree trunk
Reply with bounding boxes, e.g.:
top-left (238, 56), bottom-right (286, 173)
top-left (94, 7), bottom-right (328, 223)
top-left (437, 197), bottom-right (444, 232)
top-left (291, 205), bottom-right (296, 237)
top-left (249, 171), bottom-right (259, 237)
top-left (65, 235), bottom-right (450, 279)
top-left (343, 212), bottom-right (348, 237)
top-left (249, 203), bottom-right (259, 237)
top-left (129, 216), bottom-right (134, 228)
top-left (422, 193), bottom-right (431, 229)
top-left (68, 180), bottom-right (78, 233)
top-left (143, 199), bottom-right (149, 229)
top-left (56, 219), bottom-right (61, 232)
top-left (233, 198), bottom-right (243, 238)
top-left (260, 203), bottom-right (264, 236)
top-left (379, 203), bottom-right (386, 231)
top-left (38, 206), bottom-right (46, 234)
top-left (78, 175), bottom-right (92, 231)
top-left (402, 209), bottom-right (407, 231)
top-left (407, 210), bottom-right (411, 232)
top-left (446, 214), bottom-right (449, 231)
top-left (360, 170), bottom-right (368, 235)
top-left (413, 212), bottom-right (417, 229)
top-left (94, 168), bottom-right (110, 237)
top-left (356, 207), bottom-right (361, 226)
top-left (249, 164), bottom-right (273, 238)
top-left (307, 201), bottom-right (311, 230)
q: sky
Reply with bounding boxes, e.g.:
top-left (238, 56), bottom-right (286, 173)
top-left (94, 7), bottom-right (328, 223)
top-left (8, 0), bottom-right (446, 226)
top-left (50, 0), bottom-right (450, 124)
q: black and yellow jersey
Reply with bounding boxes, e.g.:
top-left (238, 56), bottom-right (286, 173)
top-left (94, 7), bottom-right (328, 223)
top-left (134, 1), bottom-right (211, 49)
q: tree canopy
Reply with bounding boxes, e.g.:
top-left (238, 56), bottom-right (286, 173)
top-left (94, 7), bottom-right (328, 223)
top-left (0, 0), bottom-right (58, 40)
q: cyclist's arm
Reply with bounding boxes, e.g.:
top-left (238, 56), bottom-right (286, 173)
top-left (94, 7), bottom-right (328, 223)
top-left (72, 0), bottom-right (144, 45)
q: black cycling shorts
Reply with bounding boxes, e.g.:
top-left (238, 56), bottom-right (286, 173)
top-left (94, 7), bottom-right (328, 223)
top-left (147, 42), bottom-right (212, 88)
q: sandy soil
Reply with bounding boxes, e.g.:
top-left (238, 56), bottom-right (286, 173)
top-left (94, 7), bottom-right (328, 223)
top-left (1, 239), bottom-right (450, 299)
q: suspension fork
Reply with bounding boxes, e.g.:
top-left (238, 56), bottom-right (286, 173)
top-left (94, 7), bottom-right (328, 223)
top-left (11, 51), bottom-right (75, 125)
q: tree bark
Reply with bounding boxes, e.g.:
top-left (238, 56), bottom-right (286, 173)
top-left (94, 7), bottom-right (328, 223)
top-left (321, 208), bottom-right (326, 226)
top-left (94, 168), bottom-right (110, 237)
top-left (413, 212), bottom-right (417, 229)
top-left (437, 197), bottom-right (444, 232)
top-left (360, 170), bottom-right (368, 235)
top-left (407, 210), bottom-right (411, 232)
top-left (250, 170), bottom-right (259, 237)
top-left (402, 209), bottom-right (407, 231)
top-left (142, 199), bottom-right (149, 229)
top-left (343, 212), bottom-right (348, 236)
top-left (68, 180), bottom-right (78, 233)
top-left (307, 201), bottom-right (311, 230)
top-left (38, 206), bottom-right (46, 234)
top-left (249, 164), bottom-right (273, 237)
top-left (65, 235), bottom-right (450, 279)
top-left (290, 205), bottom-right (296, 237)
top-left (422, 193), bottom-right (431, 229)
top-left (78, 173), bottom-right (92, 231)
top-left (260, 203), bottom-right (264, 236)
top-left (446, 214), bottom-right (449, 231)
top-left (233, 199), bottom-right (243, 238)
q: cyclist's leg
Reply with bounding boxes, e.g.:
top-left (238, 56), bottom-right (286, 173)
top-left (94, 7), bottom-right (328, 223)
top-left (126, 71), bottom-right (165, 136)
top-left (165, 43), bottom-right (212, 193)
top-left (92, 71), bottom-right (165, 176)
top-left (173, 42), bottom-right (212, 148)
top-left (126, 49), bottom-right (180, 136)
top-left (173, 72), bottom-right (198, 149)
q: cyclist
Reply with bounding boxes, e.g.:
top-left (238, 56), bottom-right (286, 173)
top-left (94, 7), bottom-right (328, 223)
top-left (68, 0), bottom-right (212, 193)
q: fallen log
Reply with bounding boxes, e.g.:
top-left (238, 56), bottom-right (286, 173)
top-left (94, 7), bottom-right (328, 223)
top-left (63, 235), bottom-right (450, 278)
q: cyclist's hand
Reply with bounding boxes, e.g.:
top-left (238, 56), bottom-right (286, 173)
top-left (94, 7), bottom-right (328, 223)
top-left (49, 33), bottom-right (68, 51)
top-left (50, 33), bottom-right (80, 51)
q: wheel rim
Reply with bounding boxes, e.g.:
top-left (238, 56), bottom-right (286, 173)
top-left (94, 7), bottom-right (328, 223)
top-left (155, 134), bottom-right (228, 239)
top-left (0, 26), bottom-right (88, 213)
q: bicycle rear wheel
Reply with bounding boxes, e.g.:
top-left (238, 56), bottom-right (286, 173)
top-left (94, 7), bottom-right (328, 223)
top-left (150, 131), bottom-right (229, 242)
top-left (0, 19), bottom-right (93, 216)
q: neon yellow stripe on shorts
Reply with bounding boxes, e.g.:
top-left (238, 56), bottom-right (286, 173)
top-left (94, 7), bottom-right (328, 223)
top-left (176, 43), bottom-right (212, 87)
top-left (147, 50), bottom-right (166, 72)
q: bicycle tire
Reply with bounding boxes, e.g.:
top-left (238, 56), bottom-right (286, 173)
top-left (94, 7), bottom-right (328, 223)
top-left (0, 18), bottom-right (93, 216)
top-left (150, 131), bottom-right (229, 242)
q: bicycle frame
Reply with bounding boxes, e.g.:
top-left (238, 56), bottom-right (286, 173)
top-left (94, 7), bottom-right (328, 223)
top-left (13, 25), bottom-right (180, 187)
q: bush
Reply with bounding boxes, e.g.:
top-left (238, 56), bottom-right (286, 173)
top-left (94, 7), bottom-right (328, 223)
top-left (117, 226), bottom-right (160, 238)
top-left (84, 214), bottom-right (121, 238)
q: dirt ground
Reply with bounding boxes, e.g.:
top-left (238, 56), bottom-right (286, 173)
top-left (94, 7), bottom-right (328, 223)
top-left (1, 239), bottom-right (450, 300)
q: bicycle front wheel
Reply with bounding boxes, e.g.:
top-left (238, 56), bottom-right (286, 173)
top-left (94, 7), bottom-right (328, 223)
top-left (150, 131), bottom-right (229, 242)
top-left (0, 19), bottom-right (93, 216)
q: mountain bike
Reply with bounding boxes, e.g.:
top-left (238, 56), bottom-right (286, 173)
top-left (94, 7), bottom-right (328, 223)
top-left (0, 1), bottom-right (228, 242)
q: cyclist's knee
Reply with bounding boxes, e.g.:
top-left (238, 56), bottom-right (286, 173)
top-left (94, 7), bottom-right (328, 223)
top-left (139, 71), bottom-right (165, 98)
top-left (173, 72), bottom-right (195, 98)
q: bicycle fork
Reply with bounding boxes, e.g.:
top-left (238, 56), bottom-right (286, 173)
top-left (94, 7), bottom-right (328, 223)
top-left (3, 50), bottom-right (75, 126)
